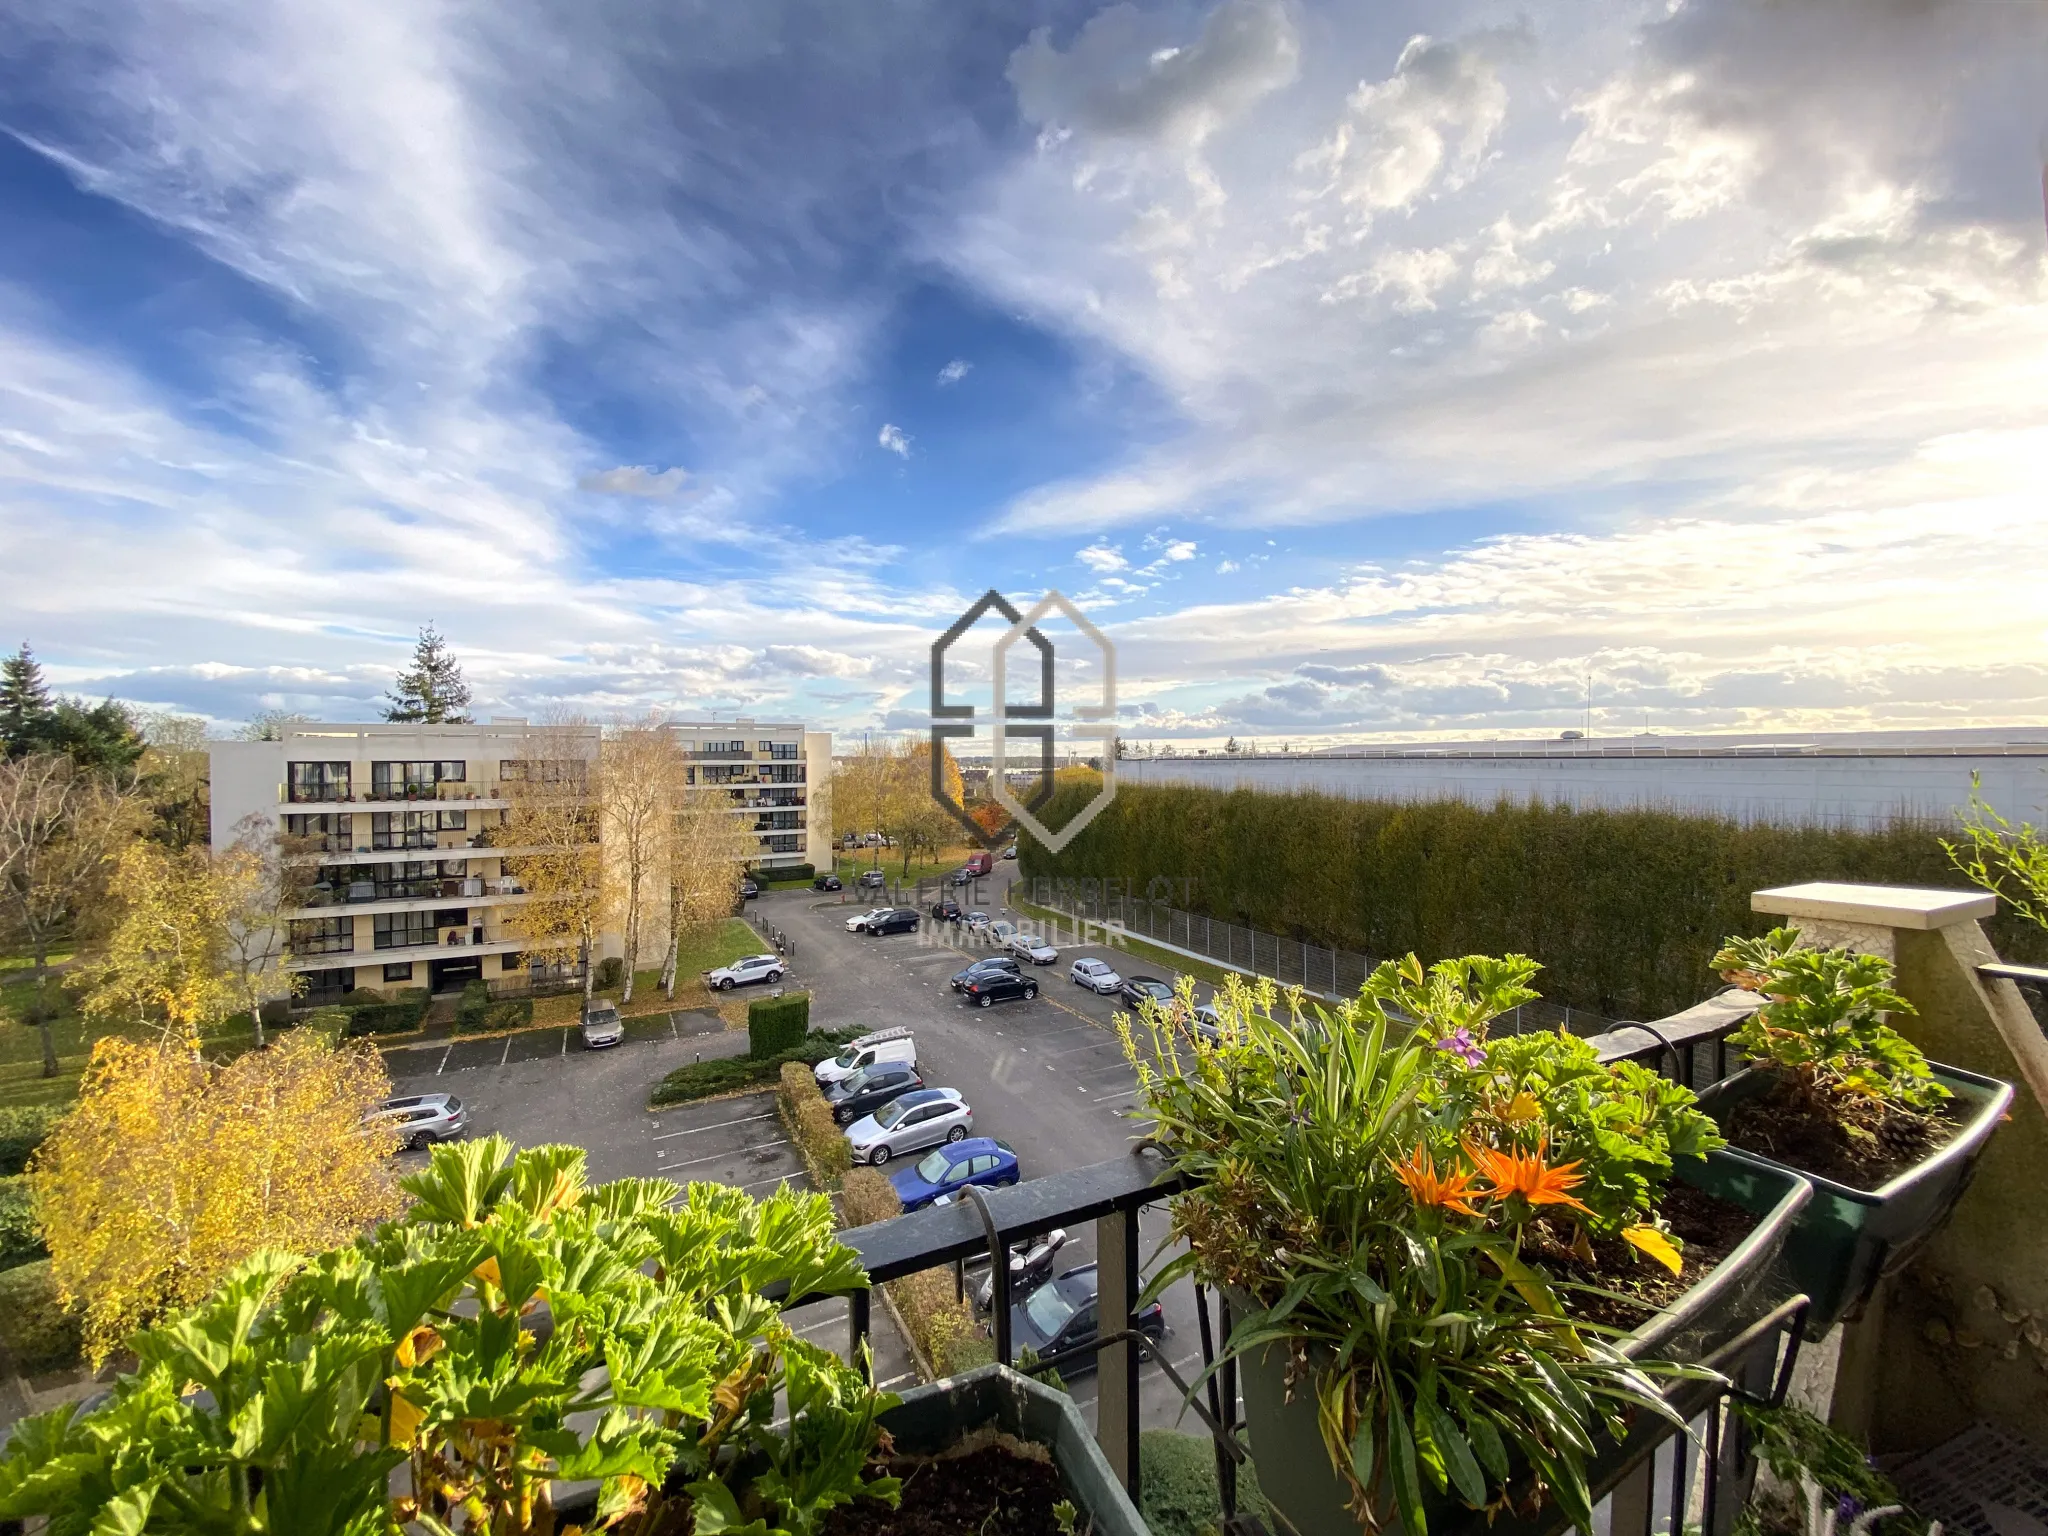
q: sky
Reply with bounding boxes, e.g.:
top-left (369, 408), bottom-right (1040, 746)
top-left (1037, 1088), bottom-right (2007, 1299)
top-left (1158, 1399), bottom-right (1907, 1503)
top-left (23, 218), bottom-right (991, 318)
top-left (1, 0), bottom-right (2045, 748)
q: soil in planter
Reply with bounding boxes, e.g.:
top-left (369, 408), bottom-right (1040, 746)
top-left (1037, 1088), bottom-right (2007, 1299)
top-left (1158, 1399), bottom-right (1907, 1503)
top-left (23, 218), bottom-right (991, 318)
top-left (1723, 1079), bottom-right (1958, 1190)
top-left (823, 1432), bottom-right (1074, 1536)
top-left (1532, 1180), bottom-right (1755, 1332)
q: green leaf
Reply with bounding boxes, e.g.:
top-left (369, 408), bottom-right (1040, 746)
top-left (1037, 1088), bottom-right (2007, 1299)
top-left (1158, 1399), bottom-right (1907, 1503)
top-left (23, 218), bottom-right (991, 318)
top-left (1348, 1417), bottom-right (1377, 1497)
top-left (1420, 1400), bottom-right (1486, 1509)
top-left (688, 1477), bottom-right (773, 1536)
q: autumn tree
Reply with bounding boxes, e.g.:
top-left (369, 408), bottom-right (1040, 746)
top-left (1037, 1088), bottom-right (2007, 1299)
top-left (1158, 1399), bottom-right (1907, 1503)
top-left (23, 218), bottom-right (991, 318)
top-left (137, 710), bottom-right (211, 849)
top-left (30, 1031), bottom-right (401, 1360)
top-left (75, 839), bottom-right (242, 1051)
top-left (884, 741), bottom-right (962, 876)
top-left (658, 781), bottom-right (754, 999)
top-left (497, 723), bottom-right (602, 1000)
top-left (832, 738), bottom-right (896, 852)
top-left (0, 755), bottom-right (147, 1075)
top-left (217, 815), bottom-right (318, 1047)
top-left (383, 623), bottom-right (473, 724)
top-left (601, 719), bottom-right (684, 1004)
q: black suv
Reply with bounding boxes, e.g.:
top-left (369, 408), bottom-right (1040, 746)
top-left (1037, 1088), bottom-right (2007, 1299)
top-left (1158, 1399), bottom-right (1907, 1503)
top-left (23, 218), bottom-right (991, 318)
top-left (930, 898), bottom-right (963, 921)
top-left (824, 1064), bottom-right (925, 1126)
top-left (961, 967), bottom-right (1038, 1008)
top-left (813, 872), bottom-right (842, 891)
top-left (1118, 976), bottom-right (1177, 1013)
top-left (1007, 1263), bottom-right (1165, 1375)
top-left (950, 956), bottom-right (1021, 993)
top-left (865, 907), bottom-right (919, 936)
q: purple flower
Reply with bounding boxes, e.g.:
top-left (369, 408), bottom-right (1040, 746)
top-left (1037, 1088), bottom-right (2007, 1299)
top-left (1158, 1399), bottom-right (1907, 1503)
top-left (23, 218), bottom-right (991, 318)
top-left (1837, 1495), bottom-right (1862, 1522)
top-left (1435, 1028), bottom-right (1485, 1068)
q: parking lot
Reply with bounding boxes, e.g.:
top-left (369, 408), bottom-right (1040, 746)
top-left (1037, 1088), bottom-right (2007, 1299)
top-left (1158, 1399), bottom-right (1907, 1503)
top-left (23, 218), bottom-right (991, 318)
top-left (382, 875), bottom-right (1225, 1428)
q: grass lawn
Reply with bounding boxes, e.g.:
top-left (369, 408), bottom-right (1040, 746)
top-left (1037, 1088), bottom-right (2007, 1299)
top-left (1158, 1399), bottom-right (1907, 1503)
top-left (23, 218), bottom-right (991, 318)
top-left (0, 946), bottom-right (73, 979)
top-left (830, 845), bottom-right (982, 888)
top-left (0, 980), bottom-right (261, 1110)
top-left (535, 919), bottom-right (768, 1028)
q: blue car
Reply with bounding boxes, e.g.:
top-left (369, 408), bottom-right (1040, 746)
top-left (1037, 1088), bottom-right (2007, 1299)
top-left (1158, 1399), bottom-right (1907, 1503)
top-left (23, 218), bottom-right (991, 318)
top-left (888, 1137), bottom-right (1020, 1212)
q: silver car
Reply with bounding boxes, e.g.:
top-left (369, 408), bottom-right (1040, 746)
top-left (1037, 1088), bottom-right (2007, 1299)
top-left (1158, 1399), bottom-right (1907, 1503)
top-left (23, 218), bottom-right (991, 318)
top-left (846, 906), bottom-right (891, 933)
top-left (844, 1087), bottom-right (973, 1166)
top-left (1009, 933), bottom-right (1058, 965)
top-left (581, 1001), bottom-right (624, 1048)
top-left (706, 953), bottom-right (786, 990)
top-left (366, 1092), bottom-right (466, 1150)
top-left (1070, 957), bottom-right (1123, 994)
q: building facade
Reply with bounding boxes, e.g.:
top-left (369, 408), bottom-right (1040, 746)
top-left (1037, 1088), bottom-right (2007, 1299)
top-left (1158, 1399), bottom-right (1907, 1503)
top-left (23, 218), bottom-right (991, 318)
top-left (209, 717), bottom-right (831, 1001)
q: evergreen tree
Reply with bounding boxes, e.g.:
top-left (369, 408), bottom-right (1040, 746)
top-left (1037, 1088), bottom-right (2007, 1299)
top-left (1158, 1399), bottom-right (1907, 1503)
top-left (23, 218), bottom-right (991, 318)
top-left (1, 642), bottom-right (52, 758)
top-left (383, 624), bottom-right (473, 724)
top-left (46, 699), bottom-right (146, 774)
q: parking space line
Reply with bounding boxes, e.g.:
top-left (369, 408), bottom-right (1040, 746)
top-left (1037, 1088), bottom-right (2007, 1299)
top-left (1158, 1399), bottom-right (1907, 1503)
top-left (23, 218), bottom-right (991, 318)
top-left (660, 1139), bottom-right (796, 1172)
top-left (435, 1043), bottom-right (453, 1075)
top-left (790, 1311), bottom-right (848, 1338)
top-left (500, 1034), bottom-right (514, 1067)
top-left (1073, 1059), bottom-right (1139, 1082)
top-left (739, 1172), bottom-right (801, 1192)
top-left (651, 1111), bottom-right (776, 1140)
top-left (877, 1371), bottom-right (918, 1391)
top-left (1093, 1086), bottom-right (1142, 1105)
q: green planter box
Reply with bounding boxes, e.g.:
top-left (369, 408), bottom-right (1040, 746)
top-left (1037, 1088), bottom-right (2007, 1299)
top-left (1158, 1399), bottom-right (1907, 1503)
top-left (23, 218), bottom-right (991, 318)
top-left (1233, 1148), bottom-right (1811, 1536)
top-left (1695, 1061), bottom-right (2014, 1337)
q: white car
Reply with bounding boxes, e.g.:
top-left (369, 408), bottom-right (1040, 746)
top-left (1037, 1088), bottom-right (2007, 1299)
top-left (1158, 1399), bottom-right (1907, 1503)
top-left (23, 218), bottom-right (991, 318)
top-left (1009, 933), bottom-right (1058, 965)
top-left (987, 920), bottom-right (1018, 946)
top-left (963, 911), bottom-right (993, 931)
top-left (705, 953), bottom-right (786, 990)
top-left (845, 907), bottom-right (891, 934)
top-left (844, 1088), bottom-right (973, 1166)
top-left (1070, 957), bottom-right (1122, 994)
top-left (365, 1092), bottom-right (466, 1150)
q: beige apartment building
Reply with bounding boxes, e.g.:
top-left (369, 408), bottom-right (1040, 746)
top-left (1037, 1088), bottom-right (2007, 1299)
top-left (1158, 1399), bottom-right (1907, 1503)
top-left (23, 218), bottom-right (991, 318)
top-left (207, 717), bottom-right (831, 1001)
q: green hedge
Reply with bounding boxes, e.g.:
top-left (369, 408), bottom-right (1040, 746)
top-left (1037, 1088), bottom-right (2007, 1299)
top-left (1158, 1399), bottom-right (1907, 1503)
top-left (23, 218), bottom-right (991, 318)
top-left (650, 1028), bottom-right (859, 1108)
top-left (0, 1106), bottom-right (64, 1177)
top-left (747, 992), bottom-right (811, 1059)
top-left (1020, 781), bottom-right (2048, 1021)
top-left (323, 987), bottom-right (431, 1037)
top-left (0, 1176), bottom-right (44, 1273)
top-left (455, 980), bottom-right (533, 1034)
top-left (595, 957), bottom-right (625, 989)
top-left (760, 863), bottom-right (815, 885)
top-left (0, 1260), bottom-right (82, 1375)
top-left (1137, 1430), bottom-right (1269, 1536)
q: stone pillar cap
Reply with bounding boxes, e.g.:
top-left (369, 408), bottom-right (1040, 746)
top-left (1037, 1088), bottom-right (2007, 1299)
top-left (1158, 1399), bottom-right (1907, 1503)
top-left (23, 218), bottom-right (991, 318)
top-left (1753, 882), bottom-right (1995, 930)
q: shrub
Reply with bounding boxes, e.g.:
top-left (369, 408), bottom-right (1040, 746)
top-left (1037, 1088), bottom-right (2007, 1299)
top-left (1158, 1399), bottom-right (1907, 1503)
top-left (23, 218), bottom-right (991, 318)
top-left (596, 956), bottom-right (625, 989)
top-left (0, 1105), bottom-right (65, 1176)
top-left (333, 986), bottom-right (430, 1036)
top-left (834, 1169), bottom-right (985, 1377)
top-left (1137, 1429), bottom-right (1271, 1536)
top-left (749, 991), bottom-right (811, 1058)
top-left (649, 1028), bottom-right (861, 1107)
top-left (0, 1260), bottom-right (83, 1375)
top-left (839, 1168), bottom-right (900, 1228)
top-left (455, 981), bottom-right (532, 1034)
top-left (0, 1175), bottom-right (45, 1272)
top-left (778, 1061), bottom-right (851, 1183)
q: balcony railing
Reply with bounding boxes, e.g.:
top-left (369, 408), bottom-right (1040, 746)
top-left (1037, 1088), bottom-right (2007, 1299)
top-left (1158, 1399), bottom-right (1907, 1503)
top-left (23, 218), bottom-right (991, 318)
top-left (772, 988), bottom-right (1789, 1534)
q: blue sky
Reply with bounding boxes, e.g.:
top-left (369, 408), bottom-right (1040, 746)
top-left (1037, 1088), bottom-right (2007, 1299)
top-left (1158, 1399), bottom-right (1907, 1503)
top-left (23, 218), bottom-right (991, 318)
top-left (2, 0), bottom-right (2045, 746)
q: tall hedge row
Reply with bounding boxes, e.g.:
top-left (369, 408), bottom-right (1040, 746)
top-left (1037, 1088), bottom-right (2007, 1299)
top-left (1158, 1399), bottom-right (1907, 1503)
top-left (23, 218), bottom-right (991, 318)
top-left (748, 992), bottom-right (811, 1059)
top-left (1019, 781), bottom-right (2045, 1020)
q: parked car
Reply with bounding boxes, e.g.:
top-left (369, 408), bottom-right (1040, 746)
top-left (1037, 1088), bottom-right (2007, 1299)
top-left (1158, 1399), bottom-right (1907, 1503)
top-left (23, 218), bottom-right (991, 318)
top-left (824, 1063), bottom-right (925, 1126)
top-left (813, 873), bottom-right (842, 891)
top-left (1009, 933), bottom-right (1058, 965)
top-left (865, 908), bottom-right (920, 936)
top-left (844, 1087), bottom-right (973, 1166)
top-left (963, 851), bottom-right (994, 877)
top-left (930, 898), bottom-right (963, 922)
top-left (738, 877), bottom-right (760, 900)
top-left (961, 968), bottom-right (1039, 1008)
top-left (951, 956), bottom-right (1021, 993)
top-left (366, 1092), bottom-right (466, 1150)
top-left (1118, 976), bottom-right (1177, 1013)
top-left (949, 867), bottom-right (977, 887)
top-left (964, 911), bottom-right (993, 931)
top-left (986, 920), bottom-right (1018, 946)
top-left (580, 1000), bottom-right (625, 1049)
top-left (845, 906), bottom-right (891, 933)
top-left (1069, 957), bottom-right (1123, 994)
top-left (705, 953), bottom-right (787, 990)
top-left (1007, 1263), bottom-right (1166, 1374)
top-left (857, 869), bottom-right (886, 890)
top-left (889, 1137), bottom-right (1020, 1212)
top-left (813, 1026), bottom-right (917, 1089)
top-left (1001, 845), bottom-right (1018, 860)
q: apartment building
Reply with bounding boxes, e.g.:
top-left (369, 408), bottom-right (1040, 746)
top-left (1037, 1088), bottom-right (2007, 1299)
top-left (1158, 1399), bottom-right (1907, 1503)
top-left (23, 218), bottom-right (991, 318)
top-left (209, 716), bottom-right (833, 1001)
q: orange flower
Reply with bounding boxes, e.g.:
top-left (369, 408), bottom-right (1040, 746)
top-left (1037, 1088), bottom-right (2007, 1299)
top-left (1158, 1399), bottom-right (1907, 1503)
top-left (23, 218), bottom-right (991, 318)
top-left (1393, 1144), bottom-right (1482, 1217)
top-left (1464, 1140), bottom-right (1592, 1215)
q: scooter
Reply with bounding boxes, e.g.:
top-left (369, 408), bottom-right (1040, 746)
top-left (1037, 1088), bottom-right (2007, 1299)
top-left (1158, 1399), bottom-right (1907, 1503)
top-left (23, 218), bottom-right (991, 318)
top-left (973, 1228), bottom-right (1068, 1313)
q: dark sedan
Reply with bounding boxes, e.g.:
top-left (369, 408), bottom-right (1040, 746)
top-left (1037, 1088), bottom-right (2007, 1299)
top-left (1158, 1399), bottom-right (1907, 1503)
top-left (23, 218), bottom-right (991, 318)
top-left (813, 873), bottom-right (842, 891)
top-left (865, 907), bottom-right (920, 936)
top-left (824, 1063), bottom-right (925, 1126)
top-left (1118, 976), bottom-right (1178, 1013)
top-left (929, 898), bottom-right (963, 921)
top-left (950, 956), bottom-right (1021, 993)
top-left (961, 968), bottom-right (1038, 1008)
top-left (1008, 1263), bottom-right (1165, 1375)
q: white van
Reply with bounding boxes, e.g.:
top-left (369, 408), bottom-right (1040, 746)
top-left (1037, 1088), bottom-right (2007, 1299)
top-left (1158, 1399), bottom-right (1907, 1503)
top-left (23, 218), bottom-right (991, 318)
top-left (813, 1026), bottom-right (917, 1088)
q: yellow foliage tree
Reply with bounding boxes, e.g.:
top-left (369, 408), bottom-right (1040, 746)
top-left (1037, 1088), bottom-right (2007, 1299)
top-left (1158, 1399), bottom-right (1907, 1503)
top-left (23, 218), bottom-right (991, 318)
top-left (75, 839), bottom-right (240, 1050)
top-left (497, 722), bottom-right (603, 1000)
top-left (658, 782), bottom-right (753, 999)
top-left (30, 1031), bottom-right (402, 1360)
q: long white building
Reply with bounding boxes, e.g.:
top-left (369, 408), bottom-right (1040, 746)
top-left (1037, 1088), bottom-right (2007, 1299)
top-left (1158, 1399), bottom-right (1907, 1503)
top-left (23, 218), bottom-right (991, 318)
top-left (1116, 727), bottom-right (2048, 831)
top-left (208, 717), bottom-right (831, 1000)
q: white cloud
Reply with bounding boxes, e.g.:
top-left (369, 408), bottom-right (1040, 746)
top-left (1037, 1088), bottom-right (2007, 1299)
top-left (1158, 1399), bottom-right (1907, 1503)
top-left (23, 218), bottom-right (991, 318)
top-left (1076, 542), bottom-right (1128, 573)
top-left (937, 358), bottom-right (972, 385)
top-left (878, 423), bottom-right (912, 457)
top-left (1216, 558), bottom-right (1240, 574)
top-left (578, 465), bottom-right (693, 498)
top-left (1161, 539), bottom-right (1198, 562)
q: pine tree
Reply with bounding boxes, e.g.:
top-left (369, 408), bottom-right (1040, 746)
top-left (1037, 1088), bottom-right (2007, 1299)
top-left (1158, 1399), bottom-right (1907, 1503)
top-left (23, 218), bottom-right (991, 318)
top-left (383, 624), bottom-right (473, 724)
top-left (1, 642), bottom-right (53, 758)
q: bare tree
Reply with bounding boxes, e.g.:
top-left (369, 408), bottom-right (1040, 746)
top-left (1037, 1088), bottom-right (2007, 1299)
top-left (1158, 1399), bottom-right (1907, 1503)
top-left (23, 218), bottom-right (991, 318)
top-left (496, 723), bottom-right (603, 1002)
top-left (831, 738), bottom-right (896, 857)
top-left (601, 719), bottom-right (683, 1005)
top-left (0, 755), bottom-right (147, 1075)
top-left (217, 814), bottom-right (318, 1047)
top-left (658, 783), bottom-right (753, 1001)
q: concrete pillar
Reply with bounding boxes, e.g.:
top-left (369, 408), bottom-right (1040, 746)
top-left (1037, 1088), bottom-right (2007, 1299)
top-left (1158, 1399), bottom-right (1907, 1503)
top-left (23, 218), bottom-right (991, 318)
top-left (1751, 883), bottom-right (2048, 1456)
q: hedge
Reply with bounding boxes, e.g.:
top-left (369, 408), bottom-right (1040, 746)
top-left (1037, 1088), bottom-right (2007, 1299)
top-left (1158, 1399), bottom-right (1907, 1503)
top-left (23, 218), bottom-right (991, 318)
top-left (776, 1061), bottom-right (850, 1183)
top-left (324, 987), bottom-right (431, 1037)
top-left (748, 992), bottom-right (811, 1059)
top-left (0, 1106), bottom-right (64, 1177)
top-left (1020, 780), bottom-right (2048, 1021)
top-left (455, 980), bottom-right (534, 1034)
top-left (0, 1260), bottom-right (82, 1375)
top-left (595, 957), bottom-right (625, 989)
top-left (840, 1169), bottom-right (989, 1377)
top-left (1137, 1430), bottom-right (1270, 1536)
top-left (759, 864), bottom-right (816, 885)
top-left (0, 1176), bottom-right (45, 1273)
top-left (648, 1028), bottom-right (860, 1107)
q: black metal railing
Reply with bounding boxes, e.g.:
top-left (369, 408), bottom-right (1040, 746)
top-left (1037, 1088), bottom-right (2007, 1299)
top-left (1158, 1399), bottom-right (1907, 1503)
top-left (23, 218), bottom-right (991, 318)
top-left (768, 989), bottom-right (1779, 1533)
top-left (1979, 961), bottom-right (2048, 1036)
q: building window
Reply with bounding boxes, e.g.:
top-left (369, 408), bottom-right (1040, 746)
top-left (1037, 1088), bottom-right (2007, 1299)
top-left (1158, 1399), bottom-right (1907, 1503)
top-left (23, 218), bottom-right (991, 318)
top-left (288, 762), bottom-right (350, 803)
top-left (501, 951), bottom-right (524, 973)
top-left (383, 962), bottom-right (415, 983)
top-left (437, 810), bottom-right (468, 831)
top-left (371, 761), bottom-right (465, 798)
top-left (768, 764), bottom-right (806, 784)
top-left (499, 759), bottom-right (586, 785)
top-left (374, 911), bottom-right (436, 950)
top-left (288, 916), bottom-right (353, 956)
top-left (771, 743), bottom-right (800, 760)
top-left (370, 811), bottom-right (440, 850)
top-left (761, 833), bottom-right (801, 853)
top-left (302, 966), bottom-right (355, 998)
top-left (284, 813), bottom-right (353, 852)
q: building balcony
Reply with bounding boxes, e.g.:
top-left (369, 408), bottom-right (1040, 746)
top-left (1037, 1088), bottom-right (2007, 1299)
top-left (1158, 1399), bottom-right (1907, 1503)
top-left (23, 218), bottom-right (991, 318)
top-left (280, 792), bottom-right (511, 813)
top-left (284, 934), bottom-right (526, 972)
top-left (289, 886), bottom-right (536, 920)
top-left (302, 842), bottom-right (576, 868)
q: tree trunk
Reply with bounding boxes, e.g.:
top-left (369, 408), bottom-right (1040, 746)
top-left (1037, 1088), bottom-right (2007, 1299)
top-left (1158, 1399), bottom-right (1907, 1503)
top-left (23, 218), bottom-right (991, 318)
top-left (33, 938), bottom-right (56, 1079)
top-left (660, 890), bottom-right (679, 1001)
top-left (581, 930), bottom-right (595, 1002)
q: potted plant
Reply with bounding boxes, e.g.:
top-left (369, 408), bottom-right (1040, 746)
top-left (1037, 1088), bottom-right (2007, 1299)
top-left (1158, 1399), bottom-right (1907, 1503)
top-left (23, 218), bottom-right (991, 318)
top-left (1122, 957), bottom-right (1808, 1536)
top-left (0, 1137), bottom-right (906, 1534)
top-left (1699, 927), bottom-right (2014, 1336)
